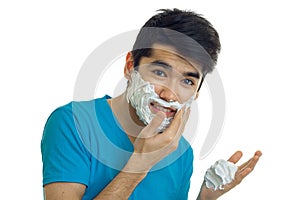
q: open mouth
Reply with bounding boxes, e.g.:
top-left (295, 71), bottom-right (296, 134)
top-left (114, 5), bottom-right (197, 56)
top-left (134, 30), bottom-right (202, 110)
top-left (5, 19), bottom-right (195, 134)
top-left (150, 102), bottom-right (177, 117)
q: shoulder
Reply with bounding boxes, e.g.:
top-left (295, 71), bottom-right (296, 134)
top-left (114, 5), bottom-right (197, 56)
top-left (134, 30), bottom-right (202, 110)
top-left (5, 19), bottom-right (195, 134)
top-left (44, 96), bottom-right (109, 130)
top-left (41, 98), bottom-right (101, 146)
top-left (42, 102), bottom-right (74, 137)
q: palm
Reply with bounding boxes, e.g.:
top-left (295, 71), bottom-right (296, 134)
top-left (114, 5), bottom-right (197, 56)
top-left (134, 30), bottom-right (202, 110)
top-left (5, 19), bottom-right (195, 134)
top-left (198, 150), bottom-right (262, 200)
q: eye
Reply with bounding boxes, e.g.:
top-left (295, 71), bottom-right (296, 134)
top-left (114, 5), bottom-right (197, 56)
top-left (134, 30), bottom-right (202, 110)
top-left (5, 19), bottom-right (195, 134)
top-left (182, 78), bottom-right (194, 86)
top-left (152, 70), bottom-right (167, 77)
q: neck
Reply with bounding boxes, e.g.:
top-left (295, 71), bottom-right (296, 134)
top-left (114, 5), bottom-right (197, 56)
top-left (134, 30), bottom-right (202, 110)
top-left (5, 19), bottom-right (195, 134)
top-left (109, 93), bottom-right (145, 141)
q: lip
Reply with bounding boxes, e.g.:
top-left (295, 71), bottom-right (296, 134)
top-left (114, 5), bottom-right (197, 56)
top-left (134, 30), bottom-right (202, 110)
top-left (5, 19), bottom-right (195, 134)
top-left (149, 102), bottom-right (177, 118)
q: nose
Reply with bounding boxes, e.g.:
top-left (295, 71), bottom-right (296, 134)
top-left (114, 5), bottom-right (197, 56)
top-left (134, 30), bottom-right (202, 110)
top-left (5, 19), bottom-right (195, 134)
top-left (156, 85), bottom-right (178, 103)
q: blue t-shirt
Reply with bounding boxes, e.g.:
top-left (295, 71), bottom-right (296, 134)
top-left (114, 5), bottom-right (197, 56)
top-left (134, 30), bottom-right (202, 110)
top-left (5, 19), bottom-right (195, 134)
top-left (41, 95), bottom-right (193, 200)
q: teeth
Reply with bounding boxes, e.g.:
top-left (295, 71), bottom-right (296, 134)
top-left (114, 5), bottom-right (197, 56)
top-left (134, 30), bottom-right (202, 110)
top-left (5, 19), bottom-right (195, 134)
top-left (154, 105), bottom-right (172, 113)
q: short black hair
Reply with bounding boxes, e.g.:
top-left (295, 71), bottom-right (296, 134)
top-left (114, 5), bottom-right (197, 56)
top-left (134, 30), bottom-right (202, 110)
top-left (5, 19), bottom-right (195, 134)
top-left (132, 8), bottom-right (221, 77)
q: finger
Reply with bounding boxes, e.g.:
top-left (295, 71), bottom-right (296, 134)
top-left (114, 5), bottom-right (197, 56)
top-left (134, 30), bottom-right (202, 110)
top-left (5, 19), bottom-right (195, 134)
top-left (254, 150), bottom-right (263, 157)
top-left (173, 107), bottom-right (191, 141)
top-left (235, 152), bottom-right (262, 186)
top-left (182, 106), bottom-right (191, 124)
top-left (224, 166), bottom-right (252, 190)
top-left (220, 151), bottom-right (262, 192)
top-left (238, 155), bottom-right (253, 171)
top-left (240, 167), bottom-right (253, 178)
top-left (164, 107), bottom-right (191, 152)
top-left (168, 106), bottom-right (190, 137)
top-left (231, 167), bottom-right (251, 187)
top-left (159, 108), bottom-right (186, 146)
top-left (227, 151), bottom-right (243, 164)
top-left (238, 150), bottom-right (262, 172)
top-left (165, 108), bottom-right (184, 135)
top-left (174, 106), bottom-right (189, 130)
top-left (139, 111), bottom-right (166, 138)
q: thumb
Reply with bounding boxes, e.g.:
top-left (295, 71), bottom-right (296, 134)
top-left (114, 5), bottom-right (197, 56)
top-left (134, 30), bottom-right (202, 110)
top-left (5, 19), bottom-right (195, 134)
top-left (139, 111), bottom-right (166, 138)
top-left (227, 151), bottom-right (243, 164)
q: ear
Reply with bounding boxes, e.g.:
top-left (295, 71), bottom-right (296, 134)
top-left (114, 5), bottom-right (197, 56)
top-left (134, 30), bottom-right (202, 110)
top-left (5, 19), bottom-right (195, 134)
top-left (124, 52), bottom-right (134, 80)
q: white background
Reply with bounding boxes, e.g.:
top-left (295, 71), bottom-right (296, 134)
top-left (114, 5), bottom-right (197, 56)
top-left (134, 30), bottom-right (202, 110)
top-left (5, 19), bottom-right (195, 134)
top-left (1, 0), bottom-right (299, 199)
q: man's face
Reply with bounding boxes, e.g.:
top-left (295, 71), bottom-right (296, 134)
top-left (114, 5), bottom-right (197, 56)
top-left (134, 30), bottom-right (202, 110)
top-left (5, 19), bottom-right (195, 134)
top-left (135, 44), bottom-right (202, 118)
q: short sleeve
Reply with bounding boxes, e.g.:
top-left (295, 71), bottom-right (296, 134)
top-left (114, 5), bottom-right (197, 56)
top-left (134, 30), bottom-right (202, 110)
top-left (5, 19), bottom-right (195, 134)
top-left (41, 106), bottom-right (91, 187)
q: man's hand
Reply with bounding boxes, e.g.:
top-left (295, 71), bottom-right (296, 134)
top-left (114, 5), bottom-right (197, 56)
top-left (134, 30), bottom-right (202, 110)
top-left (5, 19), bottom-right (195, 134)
top-left (124, 107), bottom-right (190, 173)
top-left (198, 150), bottom-right (262, 200)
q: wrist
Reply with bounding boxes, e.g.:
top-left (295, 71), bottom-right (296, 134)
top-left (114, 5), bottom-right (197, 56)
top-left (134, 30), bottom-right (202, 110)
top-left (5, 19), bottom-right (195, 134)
top-left (123, 153), bottom-right (152, 174)
top-left (197, 184), bottom-right (218, 200)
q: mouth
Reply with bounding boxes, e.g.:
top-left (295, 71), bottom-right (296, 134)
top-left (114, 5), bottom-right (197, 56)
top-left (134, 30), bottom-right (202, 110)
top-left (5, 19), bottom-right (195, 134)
top-left (149, 102), bottom-right (177, 118)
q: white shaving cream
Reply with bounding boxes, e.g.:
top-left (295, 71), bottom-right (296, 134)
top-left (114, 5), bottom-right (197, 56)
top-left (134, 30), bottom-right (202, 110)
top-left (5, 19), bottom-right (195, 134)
top-left (126, 70), bottom-right (194, 132)
top-left (204, 159), bottom-right (238, 190)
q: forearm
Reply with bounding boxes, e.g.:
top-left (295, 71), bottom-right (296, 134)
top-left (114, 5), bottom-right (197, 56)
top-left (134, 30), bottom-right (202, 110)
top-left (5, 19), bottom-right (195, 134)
top-left (93, 171), bottom-right (147, 200)
top-left (93, 154), bottom-right (149, 200)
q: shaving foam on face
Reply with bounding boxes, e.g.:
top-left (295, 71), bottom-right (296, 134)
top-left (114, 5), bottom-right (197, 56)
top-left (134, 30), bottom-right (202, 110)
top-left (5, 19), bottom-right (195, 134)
top-left (204, 159), bottom-right (238, 190)
top-left (126, 70), bottom-right (194, 132)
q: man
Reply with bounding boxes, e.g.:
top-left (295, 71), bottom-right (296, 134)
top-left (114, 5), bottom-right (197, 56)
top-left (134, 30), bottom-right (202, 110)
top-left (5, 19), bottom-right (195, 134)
top-left (41, 8), bottom-right (262, 199)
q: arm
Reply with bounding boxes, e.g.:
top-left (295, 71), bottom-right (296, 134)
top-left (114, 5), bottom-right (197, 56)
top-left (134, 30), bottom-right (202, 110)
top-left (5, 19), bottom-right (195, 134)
top-left (44, 183), bottom-right (86, 200)
top-left (44, 109), bottom-right (190, 200)
top-left (41, 107), bottom-right (91, 200)
top-left (93, 167), bottom-right (147, 199)
top-left (94, 109), bottom-right (190, 199)
top-left (43, 171), bottom-right (146, 200)
top-left (197, 150), bottom-right (262, 200)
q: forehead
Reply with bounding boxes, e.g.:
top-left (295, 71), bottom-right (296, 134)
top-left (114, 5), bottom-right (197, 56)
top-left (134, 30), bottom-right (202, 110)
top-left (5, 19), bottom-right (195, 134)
top-left (147, 43), bottom-right (203, 76)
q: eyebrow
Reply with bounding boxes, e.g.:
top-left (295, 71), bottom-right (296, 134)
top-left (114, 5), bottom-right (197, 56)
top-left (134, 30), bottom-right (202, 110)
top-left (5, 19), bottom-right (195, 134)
top-left (150, 60), bottom-right (200, 79)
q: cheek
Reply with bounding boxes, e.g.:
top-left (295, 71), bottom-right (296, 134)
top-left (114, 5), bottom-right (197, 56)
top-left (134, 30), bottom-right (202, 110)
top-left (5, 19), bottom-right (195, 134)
top-left (173, 84), bottom-right (198, 103)
top-left (178, 89), bottom-right (195, 102)
top-left (145, 78), bottom-right (196, 103)
top-left (153, 84), bottom-right (191, 103)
